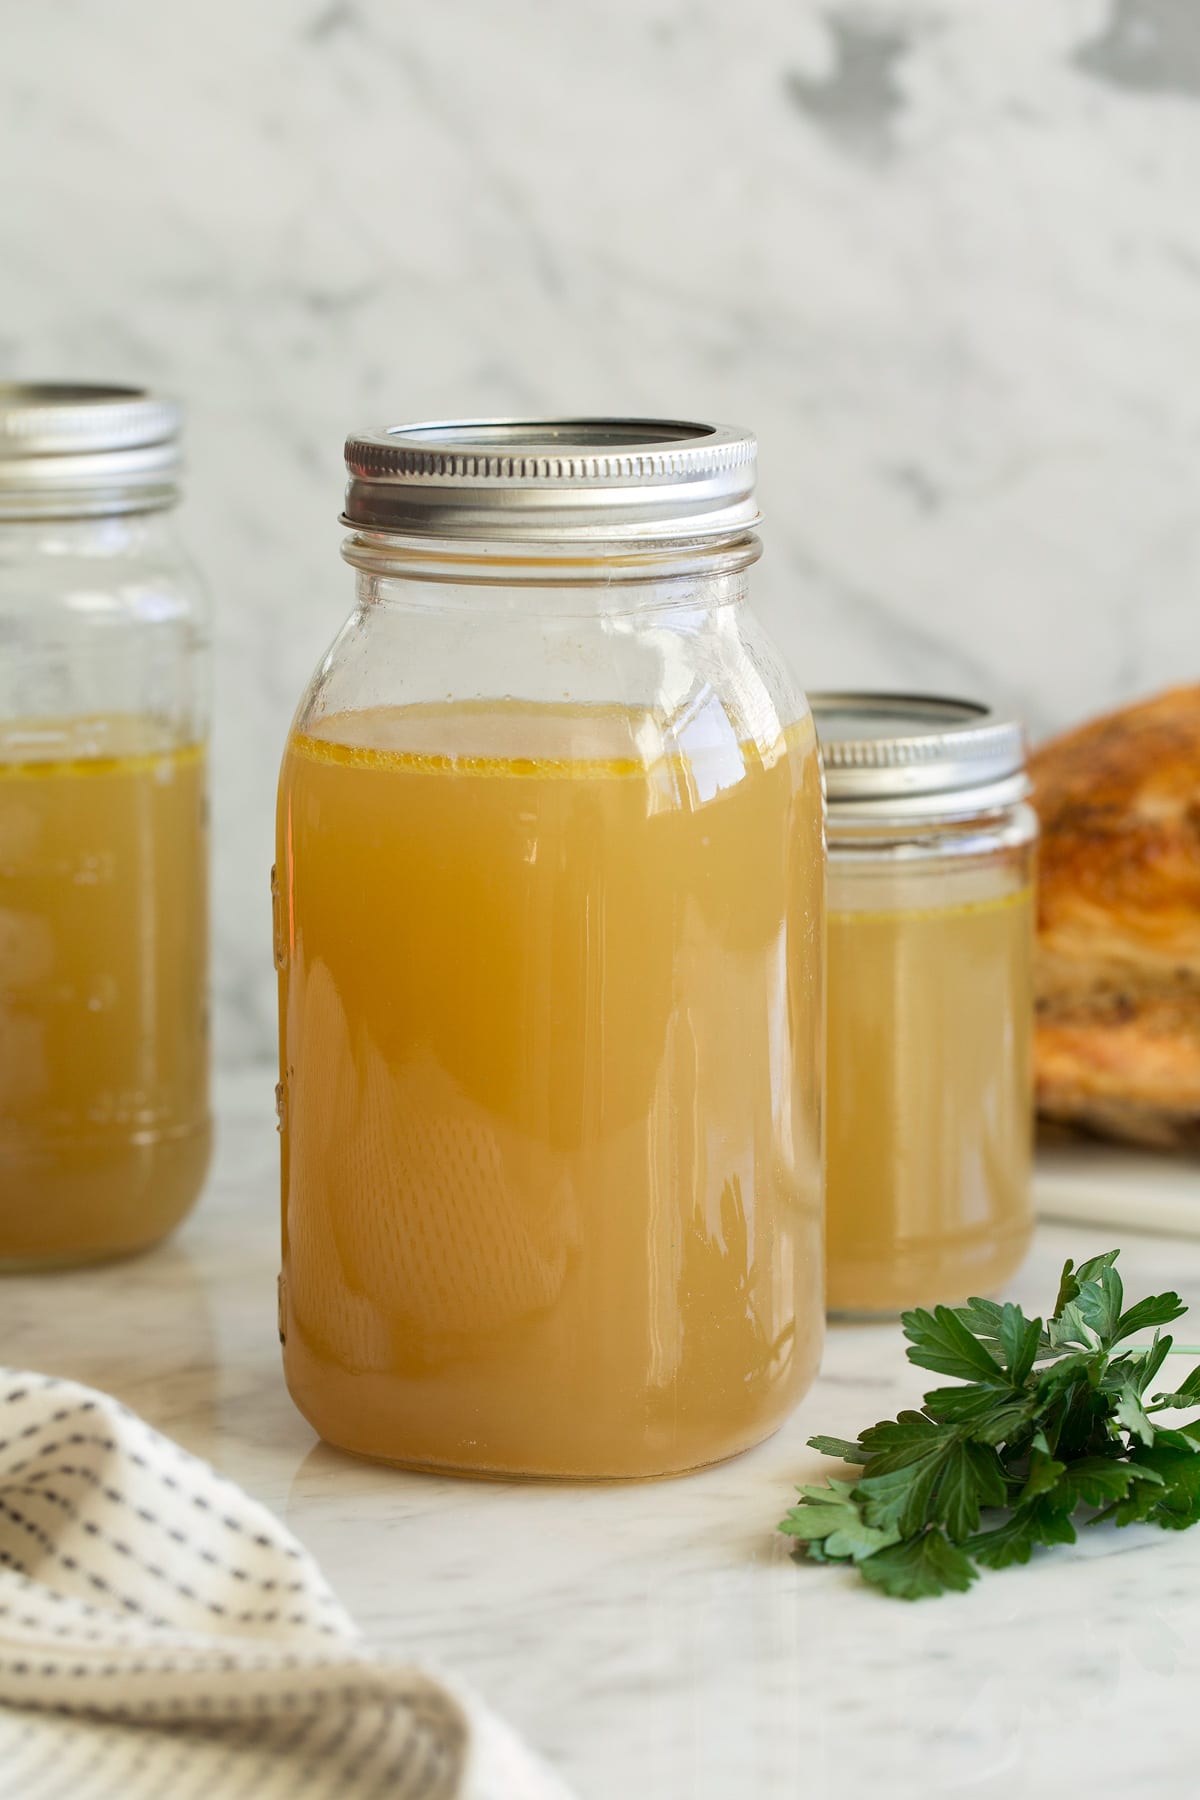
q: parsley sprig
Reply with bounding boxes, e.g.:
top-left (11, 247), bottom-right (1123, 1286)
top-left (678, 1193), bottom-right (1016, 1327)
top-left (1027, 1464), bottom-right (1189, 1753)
top-left (780, 1251), bottom-right (1200, 1599)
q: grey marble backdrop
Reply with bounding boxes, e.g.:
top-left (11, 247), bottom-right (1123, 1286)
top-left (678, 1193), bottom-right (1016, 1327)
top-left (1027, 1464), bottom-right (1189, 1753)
top-left (5, 0), bottom-right (1200, 1065)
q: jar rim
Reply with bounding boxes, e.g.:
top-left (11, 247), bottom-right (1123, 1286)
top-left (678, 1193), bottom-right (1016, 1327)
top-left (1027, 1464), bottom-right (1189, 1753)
top-left (0, 383), bottom-right (181, 519)
top-left (339, 522), bottom-right (763, 588)
top-left (342, 416), bottom-right (761, 545)
top-left (813, 690), bottom-right (1029, 822)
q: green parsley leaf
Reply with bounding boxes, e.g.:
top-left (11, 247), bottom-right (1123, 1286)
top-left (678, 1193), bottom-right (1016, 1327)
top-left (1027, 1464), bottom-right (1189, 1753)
top-left (1114, 1446), bottom-right (1200, 1531)
top-left (1050, 1257), bottom-right (1086, 1324)
top-left (1017, 1446), bottom-right (1065, 1504)
top-left (1150, 1364), bottom-right (1200, 1410)
top-left (1046, 1299), bottom-right (1093, 1352)
top-left (1051, 1251), bottom-right (1118, 1320)
top-left (806, 1434), bottom-right (868, 1464)
top-left (1112, 1385), bottom-right (1157, 1447)
top-left (1046, 1252), bottom-right (1126, 1352)
top-left (853, 1413), bottom-right (1007, 1539)
top-left (1051, 1455), bottom-right (1163, 1509)
top-left (779, 1481), bottom-right (899, 1562)
top-left (993, 1304), bottom-right (1044, 1386)
top-left (1034, 1349), bottom-right (1103, 1404)
top-left (1075, 1250), bottom-right (1123, 1284)
top-left (933, 1441), bottom-right (1009, 1540)
top-left (1074, 1262), bottom-right (1125, 1347)
top-left (902, 1307), bottom-right (1006, 1384)
top-left (857, 1530), bottom-right (978, 1600)
top-left (1128, 1332), bottom-right (1173, 1396)
top-left (920, 1383), bottom-right (1035, 1444)
top-left (968, 1499), bottom-right (1077, 1569)
top-left (1115, 1293), bottom-right (1188, 1343)
top-left (949, 1295), bottom-right (1008, 1347)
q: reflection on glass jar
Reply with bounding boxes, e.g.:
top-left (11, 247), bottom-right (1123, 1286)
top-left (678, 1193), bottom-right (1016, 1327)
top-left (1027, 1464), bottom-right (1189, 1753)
top-left (815, 694), bottom-right (1037, 1316)
top-left (276, 418), bottom-right (825, 1479)
top-left (0, 387), bottom-right (211, 1266)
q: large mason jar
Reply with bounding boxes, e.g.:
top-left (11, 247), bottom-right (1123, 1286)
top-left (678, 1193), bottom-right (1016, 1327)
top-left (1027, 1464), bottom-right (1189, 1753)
top-left (275, 418), bottom-right (825, 1479)
top-left (0, 384), bottom-right (211, 1266)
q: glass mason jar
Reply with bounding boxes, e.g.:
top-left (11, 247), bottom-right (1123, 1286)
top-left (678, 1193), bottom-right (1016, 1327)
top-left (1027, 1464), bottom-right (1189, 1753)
top-left (275, 418), bottom-right (825, 1479)
top-left (814, 694), bottom-right (1037, 1315)
top-left (0, 384), bottom-right (211, 1266)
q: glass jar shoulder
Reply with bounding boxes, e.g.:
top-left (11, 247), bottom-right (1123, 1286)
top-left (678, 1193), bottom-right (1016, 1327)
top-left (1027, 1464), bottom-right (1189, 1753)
top-left (0, 515), bottom-right (209, 751)
top-left (828, 804), bottom-right (1038, 916)
top-left (0, 514), bottom-right (208, 632)
top-left (286, 570), bottom-right (814, 799)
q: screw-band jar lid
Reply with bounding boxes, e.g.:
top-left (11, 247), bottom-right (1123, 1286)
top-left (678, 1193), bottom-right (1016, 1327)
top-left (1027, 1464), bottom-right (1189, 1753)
top-left (343, 417), bottom-right (760, 545)
top-left (812, 692), bottom-right (1030, 823)
top-left (0, 383), bottom-right (182, 519)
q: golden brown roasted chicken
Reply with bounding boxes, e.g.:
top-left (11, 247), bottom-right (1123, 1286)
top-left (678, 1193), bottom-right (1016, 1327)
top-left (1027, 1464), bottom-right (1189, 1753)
top-left (1031, 685), bottom-right (1200, 1149)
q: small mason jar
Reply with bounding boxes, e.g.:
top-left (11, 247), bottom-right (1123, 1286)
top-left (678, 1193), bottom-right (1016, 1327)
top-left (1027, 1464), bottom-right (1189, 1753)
top-left (0, 384), bottom-right (211, 1265)
top-left (275, 418), bottom-right (825, 1479)
top-left (813, 694), bottom-right (1037, 1316)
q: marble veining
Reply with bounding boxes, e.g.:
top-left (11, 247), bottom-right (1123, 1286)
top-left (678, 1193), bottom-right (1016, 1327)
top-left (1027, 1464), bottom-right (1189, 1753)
top-left (5, 1), bottom-right (1200, 1071)
top-left (785, 14), bottom-right (914, 160)
top-left (1075, 0), bottom-right (1200, 97)
top-left (2, 1071), bottom-right (1199, 1798)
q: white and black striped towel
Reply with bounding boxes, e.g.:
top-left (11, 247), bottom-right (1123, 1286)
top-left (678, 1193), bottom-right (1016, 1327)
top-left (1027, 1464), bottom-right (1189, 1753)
top-left (0, 1369), bottom-right (572, 1799)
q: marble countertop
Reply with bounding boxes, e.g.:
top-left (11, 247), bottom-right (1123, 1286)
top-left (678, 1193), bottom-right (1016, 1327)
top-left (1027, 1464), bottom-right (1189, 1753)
top-left (6, 1069), bottom-right (1200, 1799)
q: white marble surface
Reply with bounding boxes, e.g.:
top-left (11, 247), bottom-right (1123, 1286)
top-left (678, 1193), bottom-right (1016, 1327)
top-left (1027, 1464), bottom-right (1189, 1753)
top-left (1039, 1139), bottom-right (1200, 1236)
top-left (3, 1067), bottom-right (1200, 1799)
top-left (6, 0), bottom-right (1200, 1064)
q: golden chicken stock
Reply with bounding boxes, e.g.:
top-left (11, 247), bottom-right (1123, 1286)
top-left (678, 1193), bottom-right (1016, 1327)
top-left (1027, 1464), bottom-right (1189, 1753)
top-left (276, 702), bottom-right (824, 1478)
top-left (0, 720), bottom-right (210, 1263)
top-left (825, 881), bottom-right (1035, 1315)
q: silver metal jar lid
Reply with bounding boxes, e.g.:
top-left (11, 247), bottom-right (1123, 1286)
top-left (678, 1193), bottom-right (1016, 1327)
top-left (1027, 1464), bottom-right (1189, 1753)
top-left (342, 417), bottom-right (759, 545)
top-left (0, 383), bottom-right (182, 520)
top-left (811, 692), bottom-right (1030, 823)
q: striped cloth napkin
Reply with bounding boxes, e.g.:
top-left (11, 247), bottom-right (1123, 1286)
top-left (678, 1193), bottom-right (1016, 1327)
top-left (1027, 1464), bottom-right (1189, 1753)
top-left (0, 1369), bottom-right (572, 1799)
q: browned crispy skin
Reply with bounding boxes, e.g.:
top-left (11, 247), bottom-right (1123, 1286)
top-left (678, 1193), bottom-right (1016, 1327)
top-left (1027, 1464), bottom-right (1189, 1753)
top-left (1031, 685), bottom-right (1200, 1149)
